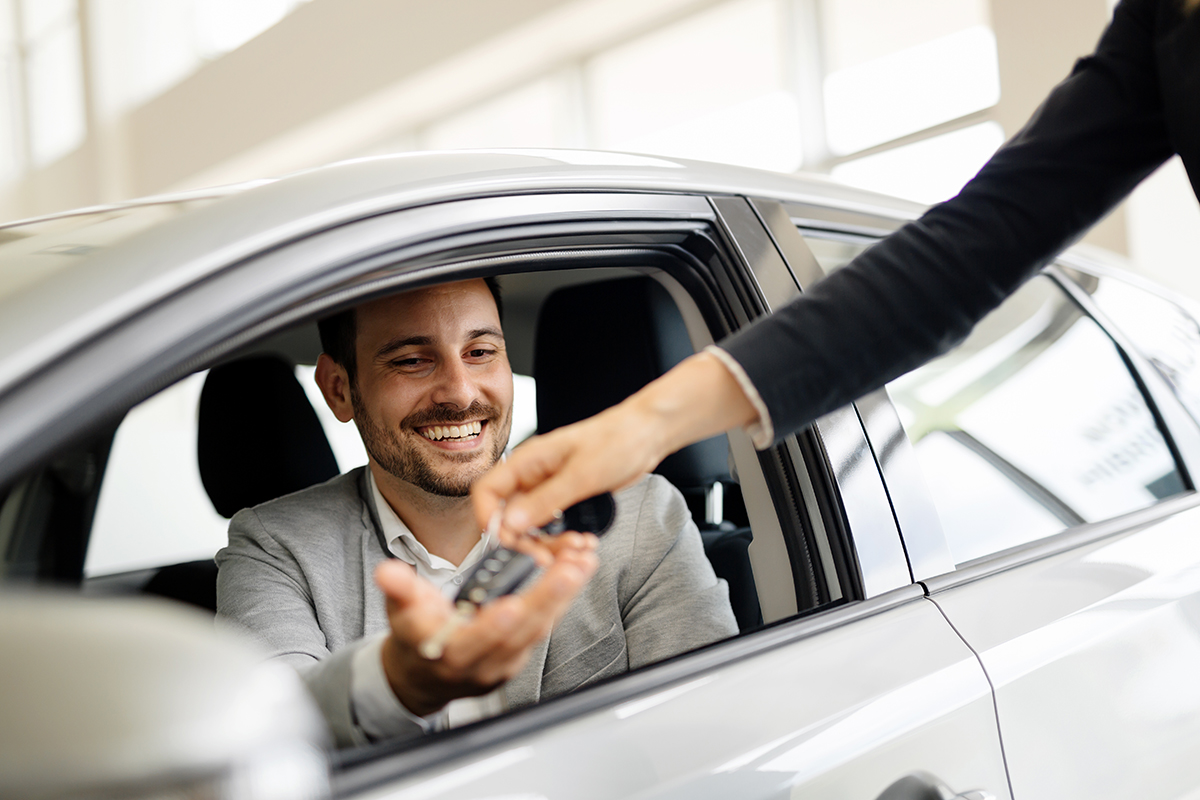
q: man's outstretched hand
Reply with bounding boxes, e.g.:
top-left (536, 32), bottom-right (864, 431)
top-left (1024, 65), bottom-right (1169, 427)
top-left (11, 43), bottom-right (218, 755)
top-left (374, 533), bottom-right (599, 718)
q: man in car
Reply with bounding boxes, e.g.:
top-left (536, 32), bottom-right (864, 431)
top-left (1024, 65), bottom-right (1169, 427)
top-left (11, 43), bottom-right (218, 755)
top-left (215, 278), bottom-right (737, 748)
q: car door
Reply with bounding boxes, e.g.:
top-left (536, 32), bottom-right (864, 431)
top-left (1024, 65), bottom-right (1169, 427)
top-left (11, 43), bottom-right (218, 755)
top-left (1, 186), bottom-right (1007, 800)
top-left (784, 213), bottom-right (1200, 800)
top-left (914, 273), bottom-right (1200, 800)
top-left (331, 195), bottom-right (1010, 800)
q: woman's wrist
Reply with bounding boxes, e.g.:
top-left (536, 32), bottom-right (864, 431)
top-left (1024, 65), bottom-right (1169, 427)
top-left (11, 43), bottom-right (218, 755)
top-left (627, 350), bottom-right (759, 461)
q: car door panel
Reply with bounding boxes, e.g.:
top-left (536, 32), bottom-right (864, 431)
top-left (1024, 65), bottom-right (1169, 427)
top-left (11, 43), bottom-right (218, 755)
top-left (344, 590), bottom-right (1009, 800)
top-left (925, 499), bottom-right (1200, 800)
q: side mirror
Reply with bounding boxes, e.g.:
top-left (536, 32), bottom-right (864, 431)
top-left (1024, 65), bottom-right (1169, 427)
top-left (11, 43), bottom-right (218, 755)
top-left (0, 591), bottom-right (330, 800)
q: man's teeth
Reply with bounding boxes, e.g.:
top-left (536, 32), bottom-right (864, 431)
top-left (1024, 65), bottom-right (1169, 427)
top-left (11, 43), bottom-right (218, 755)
top-left (421, 421), bottom-right (483, 441)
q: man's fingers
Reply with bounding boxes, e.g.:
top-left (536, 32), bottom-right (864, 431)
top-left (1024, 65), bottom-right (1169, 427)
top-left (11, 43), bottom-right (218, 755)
top-left (375, 560), bottom-right (452, 643)
top-left (375, 559), bottom-right (421, 604)
top-left (498, 543), bottom-right (599, 640)
top-left (442, 537), bottom-right (599, 669)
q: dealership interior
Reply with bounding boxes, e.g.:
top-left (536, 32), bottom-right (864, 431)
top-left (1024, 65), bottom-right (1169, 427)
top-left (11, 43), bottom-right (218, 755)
top-left (8, 2), bottom-right (1200, 798)
top-left (2, 0), bottom-right (1198, 296)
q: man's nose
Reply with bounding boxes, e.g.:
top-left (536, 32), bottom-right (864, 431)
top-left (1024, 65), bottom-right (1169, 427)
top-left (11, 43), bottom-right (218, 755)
top-left (430, 358), bottom-right (480, 408)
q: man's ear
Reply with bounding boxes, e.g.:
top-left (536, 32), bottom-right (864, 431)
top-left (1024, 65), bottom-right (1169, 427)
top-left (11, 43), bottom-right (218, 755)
top-left (315, 353), bottom-right (355, 423)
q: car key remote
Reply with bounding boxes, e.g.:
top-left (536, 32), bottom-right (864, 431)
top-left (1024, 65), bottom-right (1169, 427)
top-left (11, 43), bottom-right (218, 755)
top-left (454, 492), bottom-right (615, 605)
top-left (419, 549), bottom-right (538, 659)
top-left (458, 547), bottom-right (539, 606)
top-left (536, 491), bottom-right (617, 538)
top-left (419, 494), bottom-right (616, 659)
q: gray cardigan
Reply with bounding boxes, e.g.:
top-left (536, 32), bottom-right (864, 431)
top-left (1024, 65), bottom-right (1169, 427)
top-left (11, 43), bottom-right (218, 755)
top-left (216, 468), bottom-right (737, 747)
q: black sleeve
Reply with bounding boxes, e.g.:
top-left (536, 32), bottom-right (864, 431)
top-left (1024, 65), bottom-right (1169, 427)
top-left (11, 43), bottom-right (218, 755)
top-left (722, 0), bottom-right (1176, 444)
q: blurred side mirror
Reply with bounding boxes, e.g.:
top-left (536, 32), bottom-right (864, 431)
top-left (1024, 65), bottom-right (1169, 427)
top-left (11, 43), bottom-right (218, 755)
top-left (0, 591), bottom-right (330, 800)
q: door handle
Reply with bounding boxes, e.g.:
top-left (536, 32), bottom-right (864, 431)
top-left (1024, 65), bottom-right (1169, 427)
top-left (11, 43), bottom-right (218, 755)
top-left (875, 771), bottom-right (995, 800)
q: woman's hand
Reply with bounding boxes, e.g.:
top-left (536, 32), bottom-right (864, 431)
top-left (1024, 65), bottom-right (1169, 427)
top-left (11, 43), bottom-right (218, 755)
top-left (473, 350), bottom-right (759, 547)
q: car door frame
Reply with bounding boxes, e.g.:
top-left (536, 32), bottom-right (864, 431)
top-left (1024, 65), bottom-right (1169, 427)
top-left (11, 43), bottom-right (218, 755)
top-left (2, 187), bottom-right (1002, 800)
top-left (334, 182), bottom-right (1007, 791)
top-left (768, 197), bottom-right (1200, 800)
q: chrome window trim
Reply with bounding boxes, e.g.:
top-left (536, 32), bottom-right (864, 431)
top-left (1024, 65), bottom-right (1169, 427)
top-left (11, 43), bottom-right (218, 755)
top-left (780, 200), bottom-right (910, 239)
top-left (748, 197), bottom-right (826, 289)
top-left (921, 490), bottom-right (1200, 595)
top-left (810, 405), bottom-right (912, 596)
top-left (853, 389), bottom-right (956, 581)
top-left (710, 195), bottom-right (827, 612)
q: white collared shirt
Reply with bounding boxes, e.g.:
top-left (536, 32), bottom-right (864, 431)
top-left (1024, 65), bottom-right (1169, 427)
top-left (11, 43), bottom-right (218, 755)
top-left (350, 470), bottom-right (507, 741)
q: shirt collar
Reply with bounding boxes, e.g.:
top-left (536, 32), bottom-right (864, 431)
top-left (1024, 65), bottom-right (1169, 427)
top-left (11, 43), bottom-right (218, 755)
top-left (367, 469), bottom-right (494, 573)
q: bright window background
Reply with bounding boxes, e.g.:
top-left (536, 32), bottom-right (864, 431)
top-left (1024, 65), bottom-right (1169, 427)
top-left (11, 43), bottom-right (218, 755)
top-left (4, 0), bottom-right (1001, 203)
top-left (831, 121), bottom-right (1005, 204)
top-left (88, 0), bottom-right (310, 118)
top-left (0, 0), bottom-right (21, 184)
top-left (587, 0), bottom-right (802, 172)
top-left (821, 0), bottom-right (997, 155)
top-left (0, 0), bottom-right (312, 180)
top-left (21, 0), bottom-right (84, 167)
top-left (423, 74), bottom-right (576, 151)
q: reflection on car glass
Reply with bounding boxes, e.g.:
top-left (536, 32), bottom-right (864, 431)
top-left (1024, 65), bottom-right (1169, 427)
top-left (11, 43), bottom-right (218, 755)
top-left (802, 235), bottom-right (872, 275)
top-left (1091, 278), bottom-right (1200, 428)
top-left (888, 276), bottom-right (1185, 564)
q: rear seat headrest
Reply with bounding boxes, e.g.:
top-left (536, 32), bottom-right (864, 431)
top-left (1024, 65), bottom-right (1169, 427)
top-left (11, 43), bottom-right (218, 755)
top-left (198, 355), bottom-right (340, 518)
top-left (534, 276), bottom-right (729, 488)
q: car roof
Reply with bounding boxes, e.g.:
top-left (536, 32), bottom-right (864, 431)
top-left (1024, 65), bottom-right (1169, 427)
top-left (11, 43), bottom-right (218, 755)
top-left (0, 149), bottom-right (930, 396)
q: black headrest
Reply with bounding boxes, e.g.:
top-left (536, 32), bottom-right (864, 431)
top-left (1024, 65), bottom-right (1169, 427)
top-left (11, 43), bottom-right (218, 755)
top-left (534, 276), bottom-right (729, 488)
top-left (198, 355), bottom-right (340, 518)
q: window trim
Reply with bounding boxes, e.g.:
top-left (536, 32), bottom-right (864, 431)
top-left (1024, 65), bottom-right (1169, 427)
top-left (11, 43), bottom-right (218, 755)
top-left (746, 198), bottom-right (911, 598)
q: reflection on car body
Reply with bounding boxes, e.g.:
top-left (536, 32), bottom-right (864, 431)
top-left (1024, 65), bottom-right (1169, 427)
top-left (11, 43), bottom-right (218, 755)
top-left (2, 150), bottom-right (1200, 800)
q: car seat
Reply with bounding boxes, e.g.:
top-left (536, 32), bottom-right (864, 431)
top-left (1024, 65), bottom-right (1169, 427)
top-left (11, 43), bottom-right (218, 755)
top-left (534, 276), bottom-right (761, 631)
top-left (143, 354), bottom-right (340, 611)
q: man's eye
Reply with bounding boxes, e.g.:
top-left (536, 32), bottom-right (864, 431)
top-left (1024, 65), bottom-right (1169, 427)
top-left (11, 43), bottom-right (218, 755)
top-left (467, 348), bottom-right (496, 359)
top-left (392, 357), bottom-right (426, 368)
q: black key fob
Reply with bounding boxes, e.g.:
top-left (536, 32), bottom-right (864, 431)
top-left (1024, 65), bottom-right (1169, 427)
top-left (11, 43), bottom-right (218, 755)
top-left (455, 493), bottom-right (617, 607)
top-left (456, 547), bottom-right (537, 606)
top-left (539, 492), bottom-right (617, 537)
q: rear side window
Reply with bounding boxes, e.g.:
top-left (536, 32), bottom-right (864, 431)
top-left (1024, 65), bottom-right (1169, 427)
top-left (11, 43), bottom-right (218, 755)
top-left (1088, 276), bottom-right (1200, 428)
top-left (887, 275), bottom-right (1186, 565)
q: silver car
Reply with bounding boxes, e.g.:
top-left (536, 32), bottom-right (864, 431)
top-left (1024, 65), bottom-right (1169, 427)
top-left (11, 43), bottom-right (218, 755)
top-left (3, 150), bottom-right (1200, 800)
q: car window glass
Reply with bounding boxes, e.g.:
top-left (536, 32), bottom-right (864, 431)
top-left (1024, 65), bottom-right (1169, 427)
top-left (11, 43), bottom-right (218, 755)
top-left (803, 234), bottom-right (874, 274)
top-left (887, 275), bottom-right (1186, 564)
top-left (84, 362), bottom-right (540, 577)
top-left (1088, 277), bottom-right (1200, 428)
top-left (85, 372), bottom-right (226, 577)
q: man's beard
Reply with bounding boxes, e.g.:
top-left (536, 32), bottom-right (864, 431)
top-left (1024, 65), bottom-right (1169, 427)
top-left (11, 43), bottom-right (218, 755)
top-left (351, 388), bottom-right (511, 497)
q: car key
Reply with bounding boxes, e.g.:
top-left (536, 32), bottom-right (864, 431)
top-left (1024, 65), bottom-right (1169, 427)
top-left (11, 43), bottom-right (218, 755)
top-left (419, 494), bottom-right (616, 659)
top-left (418, 548), bottom-right (538, 659)
top-left (535, 491), bottom-right (617, 538)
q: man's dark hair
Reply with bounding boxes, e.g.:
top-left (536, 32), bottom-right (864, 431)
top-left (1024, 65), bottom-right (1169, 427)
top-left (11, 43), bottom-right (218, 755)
top-left (317, 276), bottom-right (502, 383)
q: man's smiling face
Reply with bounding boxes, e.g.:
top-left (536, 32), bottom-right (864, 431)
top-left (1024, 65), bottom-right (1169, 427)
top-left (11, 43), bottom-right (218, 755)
top-left (348, 280), bottom-right (513, 497)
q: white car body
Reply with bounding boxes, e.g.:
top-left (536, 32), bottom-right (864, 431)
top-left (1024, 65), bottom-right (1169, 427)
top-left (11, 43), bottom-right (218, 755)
top-left (1, 150), bottom-right (1199, 800)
